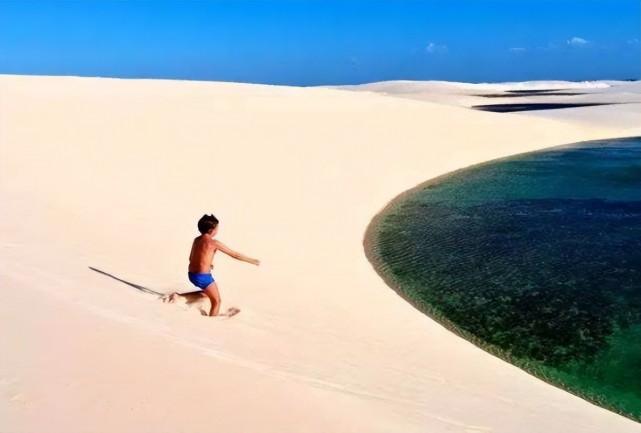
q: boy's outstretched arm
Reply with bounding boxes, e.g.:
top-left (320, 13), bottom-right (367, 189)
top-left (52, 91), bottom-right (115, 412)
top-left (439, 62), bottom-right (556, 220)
top-left (214, 240), bottom-right (260, 266)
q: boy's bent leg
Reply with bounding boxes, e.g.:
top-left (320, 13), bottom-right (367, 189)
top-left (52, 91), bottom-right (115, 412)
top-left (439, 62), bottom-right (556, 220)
top-left (178, 291), bottom-right (206, 302)
top-left (203, 282), bottom-right (221, 316)
top-left (164, 292), bottom-right (180, 303)
top-left (165, 291), bottom-right (204, 303)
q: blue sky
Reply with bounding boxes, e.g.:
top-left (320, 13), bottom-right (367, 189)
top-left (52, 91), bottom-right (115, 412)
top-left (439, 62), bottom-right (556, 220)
top-left (1, 1), bottom-right (639, 86)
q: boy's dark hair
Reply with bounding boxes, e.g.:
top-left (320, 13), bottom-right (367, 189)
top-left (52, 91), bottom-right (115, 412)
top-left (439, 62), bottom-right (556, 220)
top-left (198, 214), bottom-right (219, 234)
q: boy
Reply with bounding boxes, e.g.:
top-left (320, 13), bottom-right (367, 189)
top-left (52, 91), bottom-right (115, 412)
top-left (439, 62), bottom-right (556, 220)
top-left (168, 214), bottom-right (260, 317)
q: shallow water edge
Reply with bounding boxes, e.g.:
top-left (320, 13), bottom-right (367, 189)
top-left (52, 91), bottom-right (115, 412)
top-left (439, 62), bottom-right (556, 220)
top-left (363, 136), bottom-right (641, 423)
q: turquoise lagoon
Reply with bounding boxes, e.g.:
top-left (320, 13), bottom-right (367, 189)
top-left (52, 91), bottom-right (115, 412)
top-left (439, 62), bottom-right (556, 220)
top-left (366, 137), bottom-right (641, 421)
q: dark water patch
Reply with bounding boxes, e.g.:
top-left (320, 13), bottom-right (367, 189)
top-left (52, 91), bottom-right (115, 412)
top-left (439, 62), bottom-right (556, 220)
top-left (365, 137), bottom-right (641, 421)
top-left (475, 92), bottom-right (588, 98)
top-left (472, 103), bottom-right (615, 113)
top-left (507, 89), bottom-right (569, 93)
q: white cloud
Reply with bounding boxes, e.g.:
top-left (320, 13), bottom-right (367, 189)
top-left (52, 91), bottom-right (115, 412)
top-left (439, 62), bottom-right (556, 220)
top-left (567, 37), bottom-right (589, 46)
top-left (426, 42), bottom-right (448, 54)
top-left (509, 47), bottom-right (526, 54)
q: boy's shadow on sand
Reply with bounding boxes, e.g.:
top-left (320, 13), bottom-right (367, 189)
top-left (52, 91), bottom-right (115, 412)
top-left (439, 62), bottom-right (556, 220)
top-left (88, 267), bottom-right (210, 315)
top-left (88, 267), bottom-right (166, 296)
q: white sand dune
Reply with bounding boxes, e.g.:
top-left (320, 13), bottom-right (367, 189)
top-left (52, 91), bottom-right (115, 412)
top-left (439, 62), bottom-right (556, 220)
top-left (1, 75), bottom-right (640, 433)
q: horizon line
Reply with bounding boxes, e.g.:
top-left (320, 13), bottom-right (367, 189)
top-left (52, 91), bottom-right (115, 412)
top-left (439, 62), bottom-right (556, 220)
top-left (2, 72), bottom-right (639, 88)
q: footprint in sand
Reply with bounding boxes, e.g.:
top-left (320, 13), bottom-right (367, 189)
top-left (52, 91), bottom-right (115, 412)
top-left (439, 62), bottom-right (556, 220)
top-left (199, 307), bottom-right (241, 317)
top-left (225, 307), bottom-right (241, 317)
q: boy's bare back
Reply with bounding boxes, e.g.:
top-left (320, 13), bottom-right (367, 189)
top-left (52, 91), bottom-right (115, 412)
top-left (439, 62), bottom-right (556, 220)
top-left (189, 235), bottom-right (218, 274)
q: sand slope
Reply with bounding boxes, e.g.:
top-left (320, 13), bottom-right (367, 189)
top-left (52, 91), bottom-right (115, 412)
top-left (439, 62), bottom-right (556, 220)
top-left (1, 75), bottom-right (640, 432)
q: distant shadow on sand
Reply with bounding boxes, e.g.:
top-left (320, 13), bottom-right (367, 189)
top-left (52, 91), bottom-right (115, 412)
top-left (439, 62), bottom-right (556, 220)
top-left (89, 267), bottom-right (165, 296)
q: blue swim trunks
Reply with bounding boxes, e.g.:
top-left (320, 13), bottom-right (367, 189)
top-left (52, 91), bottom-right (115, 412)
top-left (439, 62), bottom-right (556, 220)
top-left (188, 272), bottom-right (215, 290)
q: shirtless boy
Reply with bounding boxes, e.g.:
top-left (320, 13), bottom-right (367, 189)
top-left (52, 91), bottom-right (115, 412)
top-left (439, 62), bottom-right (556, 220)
top-left (168, 214), bottom-right (259, 316)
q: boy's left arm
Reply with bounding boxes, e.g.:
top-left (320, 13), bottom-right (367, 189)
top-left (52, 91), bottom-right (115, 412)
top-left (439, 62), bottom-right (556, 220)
top-left (214, 240), bottom-right (260, 266)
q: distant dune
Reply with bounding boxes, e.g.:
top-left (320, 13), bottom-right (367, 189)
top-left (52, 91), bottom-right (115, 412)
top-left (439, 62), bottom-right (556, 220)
top-left (331, 80), bottom-right (641, 129)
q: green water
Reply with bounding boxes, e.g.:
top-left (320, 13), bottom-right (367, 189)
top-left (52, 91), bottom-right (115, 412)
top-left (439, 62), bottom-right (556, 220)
top-left (366, 137), bottom-right (641, 421)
